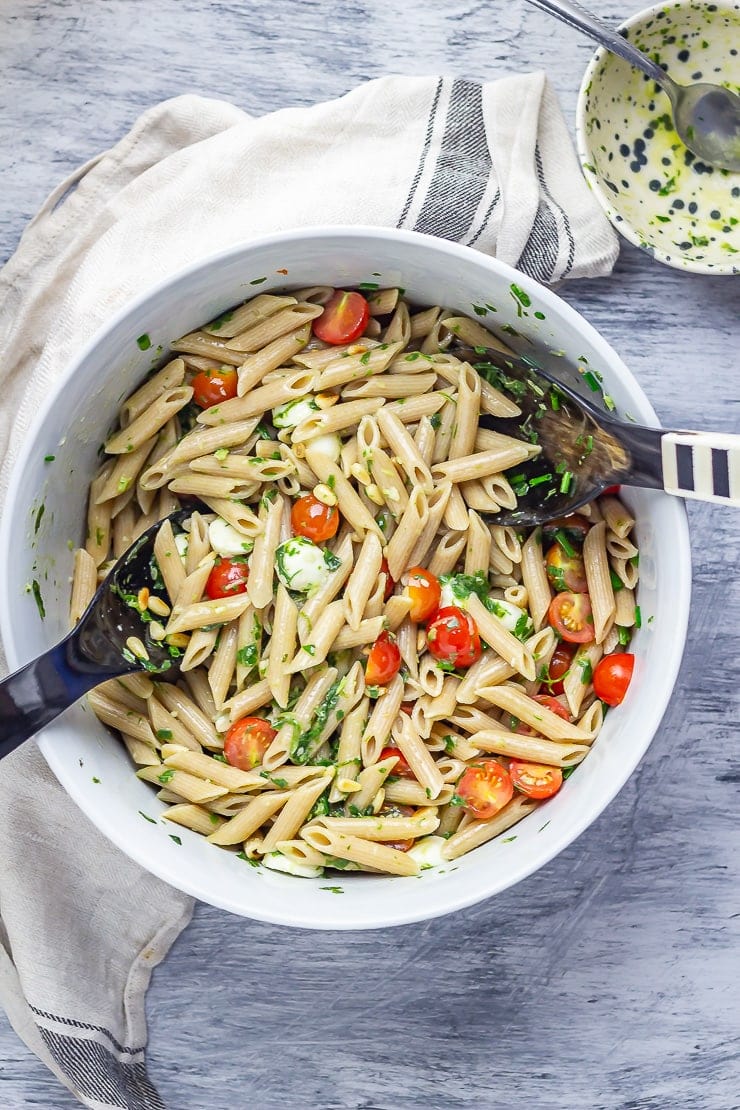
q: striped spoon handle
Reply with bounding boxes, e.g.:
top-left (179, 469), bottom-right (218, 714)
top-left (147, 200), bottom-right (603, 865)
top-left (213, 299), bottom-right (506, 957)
top-left (661, 431), bottom-right (740, 506)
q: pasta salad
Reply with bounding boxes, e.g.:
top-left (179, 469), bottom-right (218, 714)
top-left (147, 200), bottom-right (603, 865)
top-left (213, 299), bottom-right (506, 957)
top-left (71, 285), bottom-right (638, 878)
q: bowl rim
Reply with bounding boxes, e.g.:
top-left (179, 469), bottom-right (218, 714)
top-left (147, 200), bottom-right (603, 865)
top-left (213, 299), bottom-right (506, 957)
top-left (575, 0), bottom-right (740, 277)
top-left (0, 225), bottom-right (692, 928)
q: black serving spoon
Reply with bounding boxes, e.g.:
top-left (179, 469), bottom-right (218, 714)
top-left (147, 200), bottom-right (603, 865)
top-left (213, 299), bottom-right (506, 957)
top-left (0, 510), bottom-right (192, 757)
top-left (458, 345), bottom-right (740, 526)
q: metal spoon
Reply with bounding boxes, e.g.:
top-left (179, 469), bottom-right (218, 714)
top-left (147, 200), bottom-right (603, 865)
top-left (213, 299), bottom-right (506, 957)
top-left (527, 0), bottom-right (740, 172)
top-left (0, 510), bottom-right (191, 759)
top-left (458, 345), bottom-right (740, 526)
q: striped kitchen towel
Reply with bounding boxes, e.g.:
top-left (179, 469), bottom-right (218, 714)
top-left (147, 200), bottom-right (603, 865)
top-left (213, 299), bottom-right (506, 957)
top-left (0, 71), bottom-right (617, 1110)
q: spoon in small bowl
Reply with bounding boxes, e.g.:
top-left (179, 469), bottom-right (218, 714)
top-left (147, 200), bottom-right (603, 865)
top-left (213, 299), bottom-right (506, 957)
top-left (0, 509), bottom-right (192, 759)
top-left (457, 344), bottom-right (740, 526)
top-left (527, 0), bottom-right (740, 172)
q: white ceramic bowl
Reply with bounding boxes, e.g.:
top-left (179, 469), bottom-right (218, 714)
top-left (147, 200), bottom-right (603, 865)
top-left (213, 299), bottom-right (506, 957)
top-left (576, 0), bottom-right (740, 275)
top-left (0, 228), bottom-right (691, 929)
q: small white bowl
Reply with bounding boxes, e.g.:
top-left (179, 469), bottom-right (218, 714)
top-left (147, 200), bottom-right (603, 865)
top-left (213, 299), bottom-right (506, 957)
top-left (577, 0), bottom-right (740, 275)
top-left (0, 228), bottom-right (691, 929)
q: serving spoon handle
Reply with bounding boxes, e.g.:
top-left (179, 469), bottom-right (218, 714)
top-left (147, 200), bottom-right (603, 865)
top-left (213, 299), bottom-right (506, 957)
top-left (607, 424), bottom-right (740, 504)
top-left (0, 634), bottom-right (126, 758)
top-left (526, 0), bottom-right (669, 88)
top-left (656, 430), bottom-right (740, 505)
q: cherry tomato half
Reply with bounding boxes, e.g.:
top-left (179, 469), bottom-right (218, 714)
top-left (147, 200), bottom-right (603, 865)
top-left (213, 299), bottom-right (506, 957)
top-left (191, 367), bottom-right (239, 409)
top-left (548, 592), bottom-right (595, 643)
top-left (366, 631), bottom-right (402, 686)
top-left (404, 566), bottom-right (441, 623)
top-left (379, 746), bottom-right (414, 778)
top-left (545, 543), bottom-right (588, 593)
top-left (205, 557), bottom-right (249, 599)
top-left (593, 652), bottom-right (634, 706)
top-left (547, 642), bottom-right (576, 696)
top-left (223, 716), bottom-right (277, 770)
top-left (457, 760), bottom-right (513, 820)
top-left (313, 290), bottom-right (370, 345)
top-left (426, 606), bottom-right (481, 670)
top-left (291, 493), bottom-right (339, 542)
top-left (509, 761), bottom-right (563, 800)
top-left (380, 557), bottom-right (395, 602)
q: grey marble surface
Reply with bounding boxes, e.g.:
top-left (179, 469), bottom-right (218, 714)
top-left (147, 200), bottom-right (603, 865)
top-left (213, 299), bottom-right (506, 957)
top-left (2, 1), bottom-right (740, 1108)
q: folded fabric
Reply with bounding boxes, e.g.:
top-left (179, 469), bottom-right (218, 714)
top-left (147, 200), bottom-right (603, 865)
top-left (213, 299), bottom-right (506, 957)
top-left (0, 73), bottom-right (618, 1109)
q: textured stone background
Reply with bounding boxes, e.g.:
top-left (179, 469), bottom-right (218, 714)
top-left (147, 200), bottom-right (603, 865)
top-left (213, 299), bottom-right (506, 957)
top-left (1, 1), bottom-right (739, 1107)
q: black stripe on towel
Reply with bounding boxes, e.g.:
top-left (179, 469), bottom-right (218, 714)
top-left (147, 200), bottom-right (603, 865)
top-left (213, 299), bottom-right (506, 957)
top-left (675, 442), bottom-right (695, 492)
top-left (534, 145), bottom-right (576, 278)
top-left (467, 187), bottom-right (501, 247)
top-left (517, 145), bottom-right (577, 282)
top-left (413, 79), bottom-right (492, 241)
top-left (515, 195), bottom-right (560, 284)
top-left (397, 77), bottom-right (444, 228)
top-left (38, 1028), bottom-right (165, 1110)
top-left (712, 447), bottom-right (730, 498)
top-left (30, 1004), bottom-right (144, 1055)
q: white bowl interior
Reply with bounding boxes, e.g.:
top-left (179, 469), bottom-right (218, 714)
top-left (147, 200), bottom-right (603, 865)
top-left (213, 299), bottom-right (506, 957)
top-left (577, 0), bottom-right (740, 274)
top-left (0, 228), bottom-right (691, 928)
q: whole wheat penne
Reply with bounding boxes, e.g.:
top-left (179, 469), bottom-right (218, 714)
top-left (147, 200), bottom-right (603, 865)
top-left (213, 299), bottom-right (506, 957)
top-left (390, 713), bottom-right (445, 799)
top-left (300, 826), bottom-right (419, 876)
top-left (343, 531), bottom-right (383, 630)
top-left (465, 594), bottom-right (536, 682)
top-left (441, 795), bottom-right (537, 860)
top-left (385, 486), bottom-right (429, 580)
top-left (475, 682), bottom-right (591, 741)
top-left (236, 324), bottom-right (311, 395)
top-left (583, 521), bottom-right (616, 644)
top-left (105, 387), bottom-right (193, 454)
top-left (470, 727), bottom-right (590, 767)
top-left (81, 290), bottom-right (641, 877)
top-left (203, 294), bottom-right (298, 338)
top-left (224, 303), bottom-right (323, 353)
top-left (70, 548), bottom-right (98, 622)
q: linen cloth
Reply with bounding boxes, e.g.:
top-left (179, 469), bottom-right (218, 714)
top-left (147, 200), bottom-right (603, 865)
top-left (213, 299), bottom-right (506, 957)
top-left (0, 73), bottom-right (619, 1109)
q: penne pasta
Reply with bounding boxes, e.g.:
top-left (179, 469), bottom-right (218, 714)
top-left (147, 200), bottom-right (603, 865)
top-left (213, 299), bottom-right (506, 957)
top-left (80, 285), bottom-right (641, 877)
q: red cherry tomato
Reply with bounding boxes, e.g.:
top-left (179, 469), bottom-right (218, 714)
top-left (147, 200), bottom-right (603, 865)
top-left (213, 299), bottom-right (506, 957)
top-left (593, 652), bottom-right (635, 706)
top-left (548, 592), bottom-right (595, 643)
top-left (205, 558), bottom-right (249, 599)
top-left (223, 716), bottom-right (276, 770)
top-left (602, 485), bottom-right (621, 496)
top-left (403, 566), bottom-right (441, 623)
top-left (426, 606), bottom-right (481, 670)
top-left (379, 746), bottom-right (414, 778)
top-left (457, 760), bottom-right (514, 820)
top-left (191, 367), bottom-right (239, 409)
top-left (510, 694), bottom-right (570, 735)
top-left (365, 631), bottom-right (402, 685)
top-left (509, 761), bottom-right (563, 800)
top-left (291, 494), bottom-right (339, 542)
top-left (545, 543), bottom-right (588, 593)
top-left (547, 642), bottom-right (576, 696)
top-left (313, 290), bottom-right (370, 345)
top-left (380, 557), bottom-right (395, 601)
